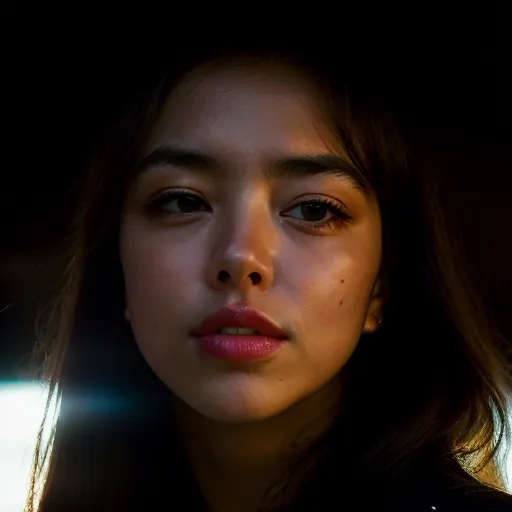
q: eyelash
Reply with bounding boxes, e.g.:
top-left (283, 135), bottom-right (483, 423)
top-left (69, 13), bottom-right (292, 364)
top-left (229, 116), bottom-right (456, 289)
top-left (146, 190), bottom-right (353, 233)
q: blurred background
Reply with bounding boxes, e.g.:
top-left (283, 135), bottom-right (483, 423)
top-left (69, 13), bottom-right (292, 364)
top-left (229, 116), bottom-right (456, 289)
top-left (1, 5), bottom-right (511, 510)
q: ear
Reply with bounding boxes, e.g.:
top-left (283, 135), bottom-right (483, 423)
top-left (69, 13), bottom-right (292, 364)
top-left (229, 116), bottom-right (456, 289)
top-left (362, 273), bottom-right (388, 334)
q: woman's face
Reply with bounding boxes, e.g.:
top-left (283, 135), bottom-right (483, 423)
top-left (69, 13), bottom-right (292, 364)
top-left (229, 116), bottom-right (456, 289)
top-left (120, 61), bottom-right (383, 422)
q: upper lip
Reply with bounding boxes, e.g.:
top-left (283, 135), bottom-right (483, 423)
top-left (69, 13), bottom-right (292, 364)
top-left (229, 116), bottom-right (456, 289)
top-left (192, 305), bottom-right (288, 339)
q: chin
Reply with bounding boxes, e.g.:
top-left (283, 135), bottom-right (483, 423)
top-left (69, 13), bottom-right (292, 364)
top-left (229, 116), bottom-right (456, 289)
top-left (189, 397), bottom-right (282, 424)
top-left (168, 371), bottom-right (303, 424)
top-left (180, 387), bottom-right (293, 424)
top-left (202, 407), bottom-right (278, 424)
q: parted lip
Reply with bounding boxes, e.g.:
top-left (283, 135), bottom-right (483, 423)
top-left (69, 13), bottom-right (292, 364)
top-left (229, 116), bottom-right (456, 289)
top-left (192, 305), bottom-right (288, 339)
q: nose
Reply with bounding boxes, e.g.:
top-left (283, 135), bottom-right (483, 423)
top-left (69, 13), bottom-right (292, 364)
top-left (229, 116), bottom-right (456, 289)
top-left (206, 201), bottom-right (277, 295)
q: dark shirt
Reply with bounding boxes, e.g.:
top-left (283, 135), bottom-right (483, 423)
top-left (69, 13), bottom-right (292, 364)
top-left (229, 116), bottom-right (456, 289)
top-left (384, 480), bottom-right (512, 511)
top-left (283, 449), bottom-right (512, 511)
top-left (287, 477), bottom-right (512, 511)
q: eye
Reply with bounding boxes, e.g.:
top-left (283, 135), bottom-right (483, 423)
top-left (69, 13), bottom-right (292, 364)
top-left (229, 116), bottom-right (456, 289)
top-left (283, 197), bottom-right (353, 233)
top-left (146, 190), bottom-right (211, 216)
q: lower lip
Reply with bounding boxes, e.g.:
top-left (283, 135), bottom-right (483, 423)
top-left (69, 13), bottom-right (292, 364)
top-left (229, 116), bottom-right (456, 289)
top-left (193, 334), bottom-right (286, 361)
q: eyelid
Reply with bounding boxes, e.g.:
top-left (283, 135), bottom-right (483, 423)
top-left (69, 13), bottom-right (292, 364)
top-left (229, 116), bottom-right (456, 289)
top-left (145, 188), bottom-right (353, 217)
top-left (146, 187), bottom-right (206, 204)
top-left (287, 194), bottom-right (351, 212)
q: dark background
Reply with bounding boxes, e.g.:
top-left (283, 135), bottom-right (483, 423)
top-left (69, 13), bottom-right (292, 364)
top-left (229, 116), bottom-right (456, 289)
top-left (1, 7), bottom-right (511, 380)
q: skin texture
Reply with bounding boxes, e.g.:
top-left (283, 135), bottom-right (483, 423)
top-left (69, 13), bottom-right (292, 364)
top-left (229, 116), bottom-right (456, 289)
top-left (119, 61), bottom-right (384, 511)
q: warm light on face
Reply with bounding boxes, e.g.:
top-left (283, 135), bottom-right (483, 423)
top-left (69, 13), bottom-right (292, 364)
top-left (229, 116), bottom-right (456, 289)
top-left (120, 62), bottom-right (384, 423)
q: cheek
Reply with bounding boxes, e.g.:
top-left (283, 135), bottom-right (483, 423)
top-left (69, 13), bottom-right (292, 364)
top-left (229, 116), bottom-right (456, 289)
top-left (287, 261), bottom-right (375, 389)
top-left (282, 235), bottom-right (380, 364)
top-left (283, 240), bottom-right (379, 318)
top-left (120, 227), bottom-right (204, 331)
top-left (122, 222), bottom-right (198, 283)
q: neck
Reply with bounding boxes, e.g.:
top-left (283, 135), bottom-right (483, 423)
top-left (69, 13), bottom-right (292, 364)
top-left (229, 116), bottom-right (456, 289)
top-left (172, 376), bottom-right (343, 512)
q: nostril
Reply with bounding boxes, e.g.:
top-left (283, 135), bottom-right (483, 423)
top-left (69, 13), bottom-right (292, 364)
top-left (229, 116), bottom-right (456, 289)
top-left (249, 272), bottom-right (262, 285)
top-left (218, 270), bottom-right (230, 283)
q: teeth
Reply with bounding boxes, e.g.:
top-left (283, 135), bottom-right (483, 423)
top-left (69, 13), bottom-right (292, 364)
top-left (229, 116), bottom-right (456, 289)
top-left (217, 327), bottom-right (260, 335)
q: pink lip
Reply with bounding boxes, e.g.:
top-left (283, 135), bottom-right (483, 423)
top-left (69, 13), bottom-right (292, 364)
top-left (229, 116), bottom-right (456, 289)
top-left (193, 305), bottom-right (288, 339)
top-left (191, 305), bottom-right (288, 361)
top-left (194, 333), bottom-right (285, 361)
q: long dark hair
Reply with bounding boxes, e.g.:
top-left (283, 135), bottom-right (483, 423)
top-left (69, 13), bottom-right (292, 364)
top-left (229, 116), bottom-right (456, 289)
top-left (25, 44), bottom-right (512, 511)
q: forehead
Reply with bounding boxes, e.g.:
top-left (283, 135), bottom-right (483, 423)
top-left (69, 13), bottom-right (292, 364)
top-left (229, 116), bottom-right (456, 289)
top-left (144, 61), bottom-right (342, 158)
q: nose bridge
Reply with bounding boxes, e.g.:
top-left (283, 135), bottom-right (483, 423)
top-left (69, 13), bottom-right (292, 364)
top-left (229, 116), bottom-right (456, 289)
top-left (228, 189), bottom-right (270, 247)
top-left (210, 187), bottom-right (277, 291)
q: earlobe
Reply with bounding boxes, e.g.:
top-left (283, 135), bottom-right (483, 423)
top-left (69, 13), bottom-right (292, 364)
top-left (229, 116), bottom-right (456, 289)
top-left (363, 310), bottom-right (383, 334)
top-left (363, 275), bottom-right (387, 334)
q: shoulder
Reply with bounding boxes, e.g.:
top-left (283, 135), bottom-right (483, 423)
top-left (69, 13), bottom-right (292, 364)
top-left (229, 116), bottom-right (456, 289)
top-left (396, 455), bottom-right (512, 511)
top-left (381, 470), bottom-right (512, 511)
top-left (440, 486), bottom-right (512, 512)
top-left (399, 480), bottom-right (512, 511)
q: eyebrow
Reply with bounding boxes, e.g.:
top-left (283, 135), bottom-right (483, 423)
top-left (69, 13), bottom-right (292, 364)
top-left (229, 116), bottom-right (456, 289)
top-left (136, 145), bottom-right (370, 194)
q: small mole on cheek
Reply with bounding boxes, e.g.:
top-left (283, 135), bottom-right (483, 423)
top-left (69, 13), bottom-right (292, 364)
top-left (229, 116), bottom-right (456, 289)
top-left (339, 299), bottom-right (343, 306)
top-left (340, 279), bottom-right (344, 283)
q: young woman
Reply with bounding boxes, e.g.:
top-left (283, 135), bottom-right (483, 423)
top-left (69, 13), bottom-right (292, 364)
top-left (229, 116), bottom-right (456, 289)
top-left (26, 44), bottom-right (512, 511)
